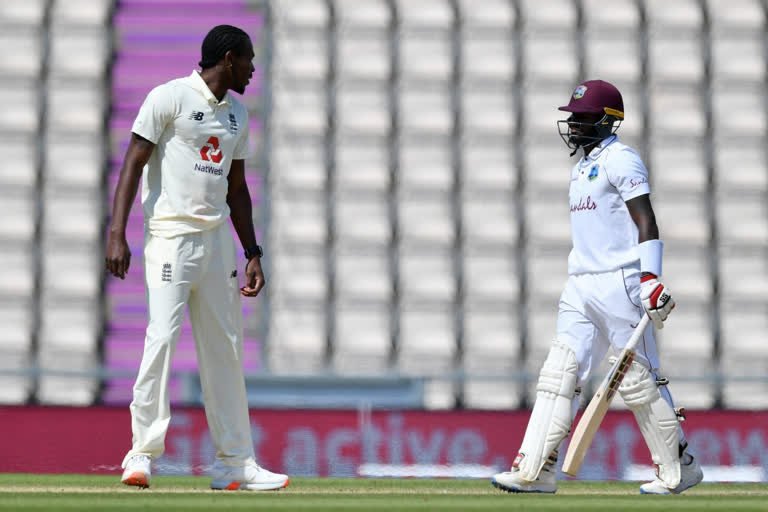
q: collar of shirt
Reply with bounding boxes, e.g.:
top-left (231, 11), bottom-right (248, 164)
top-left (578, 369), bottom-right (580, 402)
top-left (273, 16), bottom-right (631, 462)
top-left (187, 70), bottom-right (230, 107)
top-left (583, 134), bottom-right (617, 162)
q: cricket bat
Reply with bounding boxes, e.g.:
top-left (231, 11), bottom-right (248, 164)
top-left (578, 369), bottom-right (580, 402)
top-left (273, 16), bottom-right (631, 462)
top-left (561, 313), bottom-right (651, 476)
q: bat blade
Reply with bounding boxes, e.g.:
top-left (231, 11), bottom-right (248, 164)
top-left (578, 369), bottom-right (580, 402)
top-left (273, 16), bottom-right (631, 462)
top-left (561, 347), bottom-right (636, 476)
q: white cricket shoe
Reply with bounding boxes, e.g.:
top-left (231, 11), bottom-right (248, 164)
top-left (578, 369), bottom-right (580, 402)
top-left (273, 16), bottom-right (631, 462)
top-left (491, 464), bottom-right (557, 494)
top-left (121, 454), bottom-right (151, 488)
top-left (640, 455), bottom-right (703, 495)
top-left (210, 459), bottom-right (289, 491)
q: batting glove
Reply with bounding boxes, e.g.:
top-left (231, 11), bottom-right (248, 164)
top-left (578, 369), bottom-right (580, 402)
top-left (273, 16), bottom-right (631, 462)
top-left (640, 274), bottom-right (675, 329)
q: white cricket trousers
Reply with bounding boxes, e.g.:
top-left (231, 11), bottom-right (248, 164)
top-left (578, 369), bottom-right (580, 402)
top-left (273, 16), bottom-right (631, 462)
top-left (122, 222), bottom-right (255, 468)
top-left (556, 263), bottom-right (684, 439)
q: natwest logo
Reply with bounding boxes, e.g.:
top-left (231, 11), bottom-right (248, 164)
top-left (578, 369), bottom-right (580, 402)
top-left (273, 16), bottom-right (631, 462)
top-left (200, 136), bottom-right (223, 163)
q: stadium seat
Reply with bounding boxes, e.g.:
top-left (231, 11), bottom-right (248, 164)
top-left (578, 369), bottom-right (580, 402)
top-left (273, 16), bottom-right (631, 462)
top-left (461, 193), bottom-right (519, 247)
top-left (0, 302), bottom-right (33, 404)
top-left (523, 37), bottom-right (578, 84)
top-left (582, 0), bottom-right (639, 32)
top-left (397, 193), bottom-right (455, 245)
top-left (271, 189), bottom-right (327, 245)
top-left (0, 27), bottom-right (43, 77)
top-left (716, 194), bottom-right (768, 247)
top-left (273, 33), bottom-right (328, 82)
top-left (332, 306), bottom-right (391, 374)
top-left (458, 0), bottom-right (515, 30)
top-left (714, 141), bottom-right (768, 193)
top-left (525, 246), bottom-right (569, 303)
top-left (397, 0), bottom-right (453, 30)
top-left (400, 34), bottom-right (452, 83)
top-left (460, 139), bottom-right (516, 193)
top-left (462, 251), bottom-right (520, 303)
top-left (708, 0), bottom-right (765, 35)
top-left (335, 193), bottom-right (391, 245)
top-left (650, 138), bottom-right (708, 193)
top-left (652, 193), bottom-right (710, 245)
top-left (711, 36), bottom-right (765, 84)
top-left (268, 307), bottom-right (327, 373)
top-left (50, 0), bottom-right (112, 27)
top-left (1, 136), bottom-right (37, 188)
top-left (272, 249), bottom-right (328, 303)
top-left (272, 136), bottom-right (326, 192)
top-left (337, 34), bottom-right (390, 82)
top-left (336, 0), bottom-right (390, 30)
top-left (398, 140), bottom-right (453, 192)
top-left (645, 0), bottom-right (703, 33)
top-left (273, 0), bottom-right (328, 29)
top-left (0, 188), bottom-right (35, 242)
top-left (334, 138), bottom-right (390, 192)
top-left (662, 244), bottom-right (713, 302)
top-left (399, 87), bottom-right (453, 136)
top-left (584, 37), bottom-right (641, 85)
top-left (0, 243), bottom-right (35, 298)
top-left (0, 0), bottom-right (46, 25)
top-left (335, 249), bottom-right (392, 302)
top-left (523, 194), bottom-right (571, 246)
top-left (712, 84), bottom-right (766, 138)
top-left (718, 247), bottom-right (768, 302)
top-left (0, 80), bottom-right (40, 134)
top-left (648, 37), bottom-right (704, 84)
top-left (399, 248), bottom-right (456, 303)
top-left (49, 26), bottom-right (110, 79)
top-left (462, 86), bottom-right (515, 138)
top-left (397, 308), bottom-right (456, 374)
top-left (337, 83), bottom-right (390, 137)
top-left (521, 0), bottom-right (576, 31)
top-left (461, 37), bottom-right (515, 83)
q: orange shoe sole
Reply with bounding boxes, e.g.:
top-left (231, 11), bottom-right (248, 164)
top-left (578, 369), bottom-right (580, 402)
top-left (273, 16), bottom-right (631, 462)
top-left (122, 472), bottom-right (150, 489)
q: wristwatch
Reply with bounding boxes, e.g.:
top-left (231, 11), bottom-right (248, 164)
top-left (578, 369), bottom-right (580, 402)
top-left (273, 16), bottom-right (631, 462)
top-left (244, 245), bottom-right (263, 259)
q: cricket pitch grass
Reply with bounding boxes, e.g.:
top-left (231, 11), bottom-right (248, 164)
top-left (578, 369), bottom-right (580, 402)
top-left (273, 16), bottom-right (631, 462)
top-left (1, 474), bottom-right (767, 511)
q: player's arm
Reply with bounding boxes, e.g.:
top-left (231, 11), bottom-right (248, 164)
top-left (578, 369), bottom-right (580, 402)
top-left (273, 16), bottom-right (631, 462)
top-left (626, 193), bottom-right (674, 328)
top-left (105, 133), bottom-right (155, 279)
top-left (227, 158), bottom-right (265, 297)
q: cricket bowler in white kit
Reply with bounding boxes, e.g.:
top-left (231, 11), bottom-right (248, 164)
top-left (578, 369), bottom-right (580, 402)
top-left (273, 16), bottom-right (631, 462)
top-left (105, 25), bottom-right (288, 491)
top-left (491, 80), bottom-right (703, 495)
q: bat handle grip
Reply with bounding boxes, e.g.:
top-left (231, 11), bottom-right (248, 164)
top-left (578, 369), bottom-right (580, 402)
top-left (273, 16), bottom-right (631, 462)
top-left (625, 313), bottom-right (651, 353)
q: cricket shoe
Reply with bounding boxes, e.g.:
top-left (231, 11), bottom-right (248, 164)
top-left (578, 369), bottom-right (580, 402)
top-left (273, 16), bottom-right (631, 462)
top-left (210, 459), bottom-right (289, 491)
top-left (491, 461), bottom-right (557, 494)
top-left (121, 454), bottom-right (151, 488)
top-left (640, 455), bottom-right (703, 495)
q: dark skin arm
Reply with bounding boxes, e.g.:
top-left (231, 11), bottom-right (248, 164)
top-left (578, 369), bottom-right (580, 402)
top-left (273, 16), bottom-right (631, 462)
top-left (227, 158), bottom-right (265, 297)
top-left (626, 193), bottom-right (659, 244)
top-left (105, 133), bottom-right (155, 279)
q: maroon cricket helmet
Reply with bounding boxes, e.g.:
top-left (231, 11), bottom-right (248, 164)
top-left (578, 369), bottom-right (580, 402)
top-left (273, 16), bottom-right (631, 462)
top-left (558, 80), bottom-right (625, 120)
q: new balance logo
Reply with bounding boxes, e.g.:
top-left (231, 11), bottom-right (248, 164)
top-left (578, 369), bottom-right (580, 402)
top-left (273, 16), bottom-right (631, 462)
top-left (161, 263), bottom-right (172, 282)
top-left (228, 113), bottom-right (238, 131)
top-left (189, 111), bottom-right (204, 121)
top-left (230, 269), bottom-right (237, 278)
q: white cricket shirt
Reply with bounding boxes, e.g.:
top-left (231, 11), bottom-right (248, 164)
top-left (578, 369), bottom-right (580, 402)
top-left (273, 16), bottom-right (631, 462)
top-left (567, 135), bottom-right (651, 275)
top-left (132, 70), bottom-right (251, 238)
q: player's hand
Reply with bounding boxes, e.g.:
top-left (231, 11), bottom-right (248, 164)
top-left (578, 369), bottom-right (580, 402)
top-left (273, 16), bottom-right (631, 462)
top-left (241, 256), bottom-right (265, 297)
top-left (105, 233), bottom-right (131, 279)
top-left (640, 274), bottom-right (675, 329)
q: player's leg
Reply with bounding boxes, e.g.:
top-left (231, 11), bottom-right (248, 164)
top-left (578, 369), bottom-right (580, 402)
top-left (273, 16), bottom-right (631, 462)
top-left (122, 233), bottom-right (197, 487)
top-left (188, 224), bottom-right (288, 491)
top-left (605, 265), bottom-right (701, 494)
top-left (492, 276), bottom-right (605, 493)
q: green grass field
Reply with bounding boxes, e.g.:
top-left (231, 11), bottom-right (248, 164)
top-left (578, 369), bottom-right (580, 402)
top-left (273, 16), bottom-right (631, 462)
top-left (1, 474), bottom-right (766, 512)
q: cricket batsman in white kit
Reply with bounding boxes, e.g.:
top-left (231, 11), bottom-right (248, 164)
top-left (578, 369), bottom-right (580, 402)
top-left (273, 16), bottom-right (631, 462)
top-left (491, 80), bottom-right (703, 495)
top-left (105, 25), bottom-right (289, 490)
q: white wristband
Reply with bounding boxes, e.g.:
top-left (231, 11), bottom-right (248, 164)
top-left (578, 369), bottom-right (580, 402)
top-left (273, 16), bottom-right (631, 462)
top-left (639, 239), bottom-right (663, 277)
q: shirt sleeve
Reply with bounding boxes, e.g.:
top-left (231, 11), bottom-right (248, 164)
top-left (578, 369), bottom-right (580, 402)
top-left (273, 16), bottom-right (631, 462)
top-left (608, 146), bottom-right (651, 201)
top-left (131, 84), bottom-right (176, 144)
top-left (232, 109), bottom-right (252, 160)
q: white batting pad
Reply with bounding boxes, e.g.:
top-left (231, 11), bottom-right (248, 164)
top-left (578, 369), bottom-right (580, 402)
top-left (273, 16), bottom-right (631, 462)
top-left (615, 358), bottom-right (681, 489)
top-left (516, 343), bottom-right (579, 481)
